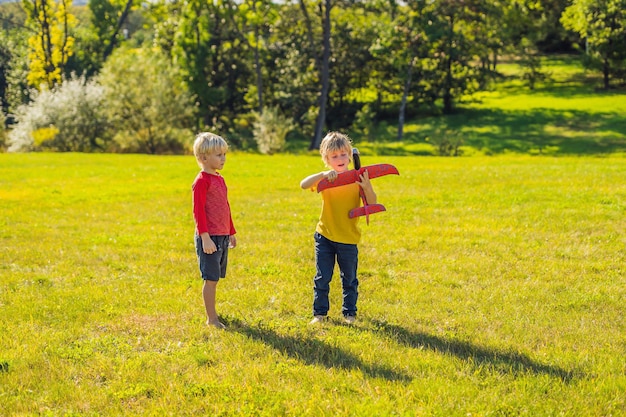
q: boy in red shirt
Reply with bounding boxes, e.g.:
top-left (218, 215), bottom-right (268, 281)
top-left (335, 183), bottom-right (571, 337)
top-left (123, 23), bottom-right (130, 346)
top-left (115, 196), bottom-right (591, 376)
top-left (192, 132), bottom-right (237, 329)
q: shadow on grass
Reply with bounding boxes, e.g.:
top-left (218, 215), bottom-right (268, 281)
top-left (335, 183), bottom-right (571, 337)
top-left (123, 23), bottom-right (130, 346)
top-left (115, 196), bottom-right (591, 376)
top-left (445, 107), bottom-right (626, 155)
top-left (366, 319), bottom-right (580, 383)
top-left (227, 317), bottom-right (411, 382)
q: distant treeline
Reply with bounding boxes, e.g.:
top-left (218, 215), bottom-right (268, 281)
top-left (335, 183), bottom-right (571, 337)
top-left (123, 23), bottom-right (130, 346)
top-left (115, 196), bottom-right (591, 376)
top-left (0, 0), bottom-right (624, 153)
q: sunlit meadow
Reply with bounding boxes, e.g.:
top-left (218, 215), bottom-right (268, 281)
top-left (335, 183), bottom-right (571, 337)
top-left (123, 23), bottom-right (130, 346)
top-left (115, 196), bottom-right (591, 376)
top-left (1, 151), bottom-right (625, 415)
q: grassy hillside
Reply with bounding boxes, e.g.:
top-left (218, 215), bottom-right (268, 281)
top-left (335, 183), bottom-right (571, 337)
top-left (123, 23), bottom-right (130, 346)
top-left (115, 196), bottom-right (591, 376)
top-left (1, 152), bottom-right (624, 415)
top-left (353, 56), bottom-right (626, 157)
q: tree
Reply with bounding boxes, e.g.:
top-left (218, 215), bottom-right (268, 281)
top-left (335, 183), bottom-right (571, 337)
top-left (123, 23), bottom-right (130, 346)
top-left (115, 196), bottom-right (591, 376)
top-left (369, 2), bottom-right (428, 140)
top-left (0, 31), bottom-right (12, 115)
top-left (429, 0), bottom-right (483, 114)
top-left (22, 0), bottom-right (76, 89)
top-left (0, 28), bottom-right (33, 117)
top-left (91, 0), bottom-right (134, 61)
top-left (231, 0), bottom-right (278, 114)
top-left (263, 1), bottom-right (319, 131)
top-left (326, 5), bottom-right (380, 130)
top-left (561, 0), bottom-right (626, 89)
top-left (172, 0), bottom-right (251, 128)
top-left (535, 0), bottom-right (577, 53)
top-left (1, 4), bottom-right (28, 115)
top-left (299, 0), bottom-right (333, 150)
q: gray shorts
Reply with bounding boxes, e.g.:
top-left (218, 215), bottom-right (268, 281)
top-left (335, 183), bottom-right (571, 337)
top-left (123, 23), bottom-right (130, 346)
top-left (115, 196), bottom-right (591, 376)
top-left (195, 235), bottom-right (230, 281)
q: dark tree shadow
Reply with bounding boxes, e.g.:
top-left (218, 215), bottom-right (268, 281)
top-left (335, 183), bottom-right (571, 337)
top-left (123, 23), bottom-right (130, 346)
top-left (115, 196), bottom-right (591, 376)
top-left (365, 319), bottom-right (581, 383)
top-left (371, 105), bottom-right (626, 156)
top-left (226, 317), bottom-right (411, 383)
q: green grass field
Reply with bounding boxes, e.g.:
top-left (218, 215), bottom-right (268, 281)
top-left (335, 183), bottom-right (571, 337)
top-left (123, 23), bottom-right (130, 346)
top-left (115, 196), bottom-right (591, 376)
top-left (1, 152), bottom-right (625, 415)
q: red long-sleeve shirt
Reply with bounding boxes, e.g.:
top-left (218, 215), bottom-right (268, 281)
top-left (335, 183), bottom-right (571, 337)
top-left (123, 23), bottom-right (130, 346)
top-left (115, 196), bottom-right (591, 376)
top-left (192, 171), bottom-right (236, 236)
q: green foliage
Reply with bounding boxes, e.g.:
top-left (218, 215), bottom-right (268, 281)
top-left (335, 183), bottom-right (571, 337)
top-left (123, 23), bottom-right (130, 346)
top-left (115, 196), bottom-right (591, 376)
top-left (348, 56), bottom-right (626, 157)
top-left (88, 0), bottom-right (130, 55)
top-left (351, 103), bottom-right (376, 141)
top-left (0, 28), bottom-right (31, 115)
top-left (262, 2), bottom-right (319, 124)
top-left (3, 1), bottom-right (625, 156)
top-left (97, 47), bottom-right (195, 154)
top-left (172, 0), bottom-right (252, 127)
top-left (561, 0), bottom-right (626, 88)
top-left (1, 152), bottom-right (625, 415)
top-left (252, 106), bottom-right (295, 155)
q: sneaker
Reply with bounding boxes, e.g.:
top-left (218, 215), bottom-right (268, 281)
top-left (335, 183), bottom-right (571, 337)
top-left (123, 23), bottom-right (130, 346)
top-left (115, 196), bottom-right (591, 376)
top-left (309, 315), bottom-right (325, 324)
top-left (343, 315), bottom-right (356, 324)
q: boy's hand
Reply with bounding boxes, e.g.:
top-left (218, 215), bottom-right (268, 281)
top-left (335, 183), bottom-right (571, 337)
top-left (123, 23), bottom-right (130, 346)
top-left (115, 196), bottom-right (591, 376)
top-left (229, 235), bottom-right (237, 249)
top-left (356, 169), bottom-right (378, 204)
top-left (356, 169), bottom-right (372, 191)
top-left (201, 234), bottom-right (217, 254)
top-left (324, 170), bottom-right (338, 182)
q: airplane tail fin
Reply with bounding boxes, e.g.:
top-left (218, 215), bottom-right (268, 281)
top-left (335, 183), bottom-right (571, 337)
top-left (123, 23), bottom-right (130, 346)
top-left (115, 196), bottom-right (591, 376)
top-left (349, 204), bottom-right (386, 223)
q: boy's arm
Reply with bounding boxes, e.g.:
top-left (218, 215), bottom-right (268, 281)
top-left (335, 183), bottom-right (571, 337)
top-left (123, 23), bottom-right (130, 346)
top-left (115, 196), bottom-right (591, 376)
top-left (228, 206), bottom-right (237, 248)
top-left (300, 170), bottom-right (336, 190)
top-left (192, 180), bottom-right (209, 235)
top-left (192, 176), bottom-right (217, 254)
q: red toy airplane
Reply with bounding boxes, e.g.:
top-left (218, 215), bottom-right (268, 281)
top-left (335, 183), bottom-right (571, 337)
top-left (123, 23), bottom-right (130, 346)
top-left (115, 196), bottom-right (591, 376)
top-left (316, 148), bottom-right (399, 224)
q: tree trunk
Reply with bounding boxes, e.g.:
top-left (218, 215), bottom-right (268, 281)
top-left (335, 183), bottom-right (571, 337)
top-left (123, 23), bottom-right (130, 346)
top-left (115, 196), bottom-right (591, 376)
top-left (102, 0), bottom-right (133, 61)
top-left (310, 0), bottom-right (332, 150)
top-left (492, 48), bottom-right (498, 72)
top-left (397, 56), bottom-right (414, 141)
top-left (443, 14), bottom-right (454, 114)
top-left (255, 25), bottom-right (263, 113)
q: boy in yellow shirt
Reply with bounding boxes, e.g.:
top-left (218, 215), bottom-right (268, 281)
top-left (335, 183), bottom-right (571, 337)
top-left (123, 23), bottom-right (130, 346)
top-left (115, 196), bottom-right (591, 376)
top-left (300, 132), bottom-right (376, 324)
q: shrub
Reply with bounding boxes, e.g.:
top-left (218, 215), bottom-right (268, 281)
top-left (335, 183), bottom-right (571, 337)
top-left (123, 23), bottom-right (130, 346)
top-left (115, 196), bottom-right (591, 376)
top-left (7, 76), bottom-right (110, 152)
top-left (428, 128), bottom-right (464, 157)
top-left (97, 47), bottom-right (195, 154)
top-left (252, 106), bottom-right (295, 155)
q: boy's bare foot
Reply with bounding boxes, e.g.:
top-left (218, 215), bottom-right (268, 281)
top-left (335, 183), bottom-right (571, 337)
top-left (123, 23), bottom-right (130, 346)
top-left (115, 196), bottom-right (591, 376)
top-left (206, 320), bottom-right (226, 329)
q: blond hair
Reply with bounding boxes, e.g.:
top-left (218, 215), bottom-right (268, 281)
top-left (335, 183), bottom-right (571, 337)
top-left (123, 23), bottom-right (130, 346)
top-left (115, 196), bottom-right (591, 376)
top-left (193, 132), bottom-right (228, 157)
top-left (319, 131), bottom-right (352, 167)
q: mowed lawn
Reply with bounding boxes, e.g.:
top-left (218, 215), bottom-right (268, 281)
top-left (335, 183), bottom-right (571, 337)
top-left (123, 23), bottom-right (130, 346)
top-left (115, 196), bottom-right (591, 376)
top-left (0, 152), bottom-right (625, 415)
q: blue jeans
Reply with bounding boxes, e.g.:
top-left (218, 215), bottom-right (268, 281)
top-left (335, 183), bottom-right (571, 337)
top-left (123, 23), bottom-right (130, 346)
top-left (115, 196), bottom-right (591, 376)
top-left (313, 232), bottom-right (358, 317)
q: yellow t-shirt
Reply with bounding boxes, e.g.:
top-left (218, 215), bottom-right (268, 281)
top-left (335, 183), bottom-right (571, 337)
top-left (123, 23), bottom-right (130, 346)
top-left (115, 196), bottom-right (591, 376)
top-left (315, 183), bottom-right (361, 244)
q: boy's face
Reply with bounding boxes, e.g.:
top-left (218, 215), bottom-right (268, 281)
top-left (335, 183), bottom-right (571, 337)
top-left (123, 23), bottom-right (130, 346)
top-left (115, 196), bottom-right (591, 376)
top-left (197, 150), bottom-right (226, 173)
top-left (325, 148), bottom-right (351, 173)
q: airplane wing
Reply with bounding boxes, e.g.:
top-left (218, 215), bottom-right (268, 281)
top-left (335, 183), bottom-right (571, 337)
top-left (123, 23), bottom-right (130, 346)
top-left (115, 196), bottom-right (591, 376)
top-left (316, 164), bottom-right (399, 192)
